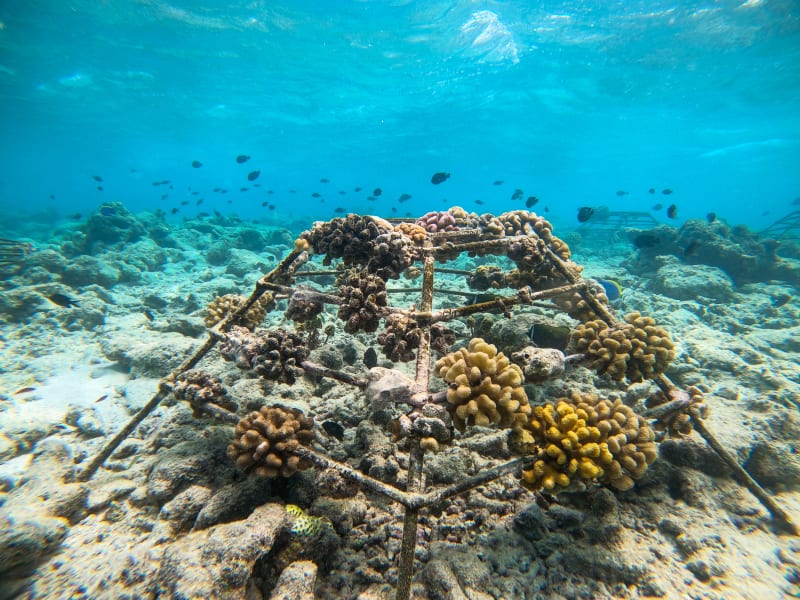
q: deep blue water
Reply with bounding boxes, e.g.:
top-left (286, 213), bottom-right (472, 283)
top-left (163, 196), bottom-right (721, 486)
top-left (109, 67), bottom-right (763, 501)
top-left (1, 1), bottom-right (798, 232)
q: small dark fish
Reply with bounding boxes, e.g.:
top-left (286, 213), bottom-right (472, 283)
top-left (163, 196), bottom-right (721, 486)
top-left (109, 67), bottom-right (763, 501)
top-left (220, 189), bottom-right (227, 193)
top-left (48, 293), bottom-right (78, 308)
top-left (762, 210), bottom-right (769, 216)
top-left (544, 206), bottom-right (550, 212)
top-left (247, 170), bottom-right (260, 181)
top-left (706, 212), bottom-right (716, 224)
top-left (322, 420), bottom-right (345, 441)
top-left (14, 387), bottom-right (36, 395)
top-left (161, 194), bottom-right (168, 200)
top-left (633, 233), bottom-right (660, 249)
top-left (577, 206), bottom-right (594, 222)
top-left (475, 199), bottom-right (485, 205)
top-left (196, 199), bottom-right (203, 205)
top-left (69, 213), bottom-right (82, 220)
top-left (683, 240), bottom-right (701, 256)
top-left (662, 188), bottom-right (673, 195)
top-left (648, 188), bottom-right (655, 194)
top-left (253, 183), bottom-right (261, 188)
top-left (49, 194), bottom-right (55, 200)
top-left (129, 168), bottom-right (138, 173)
top-left (398, 193), bottom-right (412, 202)
top-left (354, 187), bottom-right (362, 192)
top-left (511, 189), bottom-right (523, 200)
top-left (334, 207), bottom-right (346, 213)
top-left (236, 154), bottom-right (250, 163)
top-left (312, 192), bottom-right (321, 198)
top-left (367, 196), bottom-right (376, 201)
top-left (191, 160), bottom-right (203, 168)
top-left (96, 186), bottom-right (103, 191)
top-left (792, 197), bottom-right (800, 206)
top-left (268, 190), bottom-right (274, 194)
top-left (268, 204), bottom-right (275, 210)
top-left (171, 207), bottom-right (179, 214)
top-left (493, 180), bottom-right (504, 186)
top-left (431, 172), bottom-right (450, 185)
top-left (262, 201), bottom-right (268, 207)
top-left (100, 206), bottom-right (116, 216)
top-left (652, 203), bottom-right (663, 211)
top-left (289, 189), bottom-right (296, 193)
top-left (373, 187), bottom-right (382, 197)
top-left (363, 347), bottom-right (378, 368)
top-left (526, 196), bottom-right (539, 208)
top-left (180, 200), bottom-right (189, 206)
top-left (92, 175), bottom-right (103, 182)
top-left (239, 188), bottom-right (248, 192)
top-left (152, 181), bottom-right (161, 186)
top-left (771, 294), bottom-right (791, 308)
top-left (191, 191), bottom-right (200, 196)
top-left (616, 190), bottom-right (628, 196)
top-left (391, 207), bottom-right (397, 213)
top-left (197, 212), bottom-right (209, 218)
top-left (339, 190), bottom-right (346, 195)
top-left (213, 187), bottom-right (221, 192)
top-left (161, 180), bottom-right (170, 185)
top-left (226, 200), bottom-right (232, 204)
top-left (667, 204), bottom-right (678, 218)
top-left (95, 394), bottom-right (108, 403)
top-left (320, 178), bottom-right (329, 183)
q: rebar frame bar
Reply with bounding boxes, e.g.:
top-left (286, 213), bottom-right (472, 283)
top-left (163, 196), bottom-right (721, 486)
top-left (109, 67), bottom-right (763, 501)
top-left (73, 208), bottom-right (798, 600)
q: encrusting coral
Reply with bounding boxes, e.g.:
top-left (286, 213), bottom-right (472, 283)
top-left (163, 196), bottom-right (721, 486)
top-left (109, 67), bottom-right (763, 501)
top-left (284, 287), bottom-right (325, 323)
top-left (228, 405), bottom-right (314, 477)
top-left (204, 292), bottom-right (275, 330)
top-left (172, 369), bottom-right (237, 417)
top-left (570, 312), bottom-right (676, 382)
top-left (219, 326), bottom-right (309, 384)
top-left (434, 338), bottom-right (531, 431)
top-left (415, 210), bottom-right (458, 233)
top-left (378, 314), bottom-right (422, 362)
top-left (513, 391), bottom-right (657, 492)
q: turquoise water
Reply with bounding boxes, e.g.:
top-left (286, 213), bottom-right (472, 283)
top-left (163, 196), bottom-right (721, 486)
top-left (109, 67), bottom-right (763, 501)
top-left (1, 1), bottom-right (798, 230)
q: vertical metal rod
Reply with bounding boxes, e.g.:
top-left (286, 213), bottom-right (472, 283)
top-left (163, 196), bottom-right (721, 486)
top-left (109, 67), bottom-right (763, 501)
top-left (396, 248), bottom-right (436, 600)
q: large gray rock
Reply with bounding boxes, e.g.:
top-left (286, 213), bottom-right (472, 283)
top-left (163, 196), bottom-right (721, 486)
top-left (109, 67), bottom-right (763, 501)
top-left (651, 257), bottom-right (734, 301)
top-left (269, 560), bottom-right (318, 600)
top-left (0, 509), bottom-right (68, 579)
top-left (152, 503), bottom-right (286, 599)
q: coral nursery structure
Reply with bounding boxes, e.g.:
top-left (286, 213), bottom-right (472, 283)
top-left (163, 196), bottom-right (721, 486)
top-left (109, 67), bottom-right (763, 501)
top-left (76, 207), bottom-right (797, 600)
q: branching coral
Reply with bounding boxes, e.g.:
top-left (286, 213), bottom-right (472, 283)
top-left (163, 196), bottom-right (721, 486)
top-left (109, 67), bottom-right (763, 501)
top-left (434, 338), bottom-right (531, 431)
top-left (173, 370), bottom-right (237, 417)
top-left (228, 405), bottom-right (314, 477)
top-left (570, 312), bottom-right (676, 382)
top-left (204, 293), bottom-right (275, 330)
top-left (219, 326), bottom-right (308, 384)
top-left (337, 270), bottom-right (387, 333)
top-left (377, 314), bottom-right (422, 362)
top-left (514, 391), bottom-right (657, 492)
top-left (467, 265), bottom-right (508, 290)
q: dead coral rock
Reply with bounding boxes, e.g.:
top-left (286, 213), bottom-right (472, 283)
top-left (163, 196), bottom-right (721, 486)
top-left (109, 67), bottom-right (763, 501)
top-left (743, 441), bottom-right (800, 492)
top-left (284, 287), bottom-right (324, 323)
top-left (560, 544), bottom-right (648, 585)
top-left (152, 504), bottom-right (286, 599)
top-left (158, 484), bottom-right (213, 533)
top-left (269, 560), bottom-right (318, 600)
top-left (193, 477), bottom-right (275, 530)
top-left (651, 257), bottom-right (735, 301)
top-left (0, 509), bottom-right (68, 580)
top-left (365, 367), bottom-right (414, 412)
top-left (228, 405), bottom-right (314, 478)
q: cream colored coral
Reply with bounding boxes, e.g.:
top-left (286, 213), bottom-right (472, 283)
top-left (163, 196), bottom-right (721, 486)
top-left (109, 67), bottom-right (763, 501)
top-left (434, 338), bottom-right (531, 431)
top-left (571, 312), bottom-right (676, 382)
top-left (204, 292), bottom-right (274, 330)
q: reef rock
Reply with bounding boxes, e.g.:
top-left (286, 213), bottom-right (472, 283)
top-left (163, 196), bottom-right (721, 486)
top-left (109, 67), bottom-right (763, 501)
top-left (650, 256), bottom-right (734, 301)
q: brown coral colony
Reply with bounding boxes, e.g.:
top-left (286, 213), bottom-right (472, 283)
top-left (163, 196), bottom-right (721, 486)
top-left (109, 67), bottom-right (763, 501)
top-left (228, 405), bottom-right (314, 477)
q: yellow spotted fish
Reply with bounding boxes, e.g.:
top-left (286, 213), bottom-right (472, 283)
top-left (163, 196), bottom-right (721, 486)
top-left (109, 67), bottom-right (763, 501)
top-left (285, 504), bottom-right (332, 536)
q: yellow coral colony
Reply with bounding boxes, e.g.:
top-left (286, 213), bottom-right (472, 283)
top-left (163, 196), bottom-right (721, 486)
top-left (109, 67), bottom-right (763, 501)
top-left (434, 338), bottom-right (531, 431)
top-left (515, 391), bottom-right (657, 492)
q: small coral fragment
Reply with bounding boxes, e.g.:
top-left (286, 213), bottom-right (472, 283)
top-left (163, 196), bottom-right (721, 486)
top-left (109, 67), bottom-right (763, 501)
top-left (172, 369), bottom-right (236, 417)
top-left (204, 292), bottom-right (275, 330)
